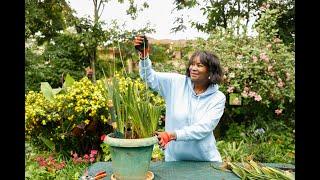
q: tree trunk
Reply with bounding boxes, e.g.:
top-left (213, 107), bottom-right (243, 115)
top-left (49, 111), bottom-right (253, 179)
top-left (91, 49), bottom-right (97, 82)
top-left (91, 0), bottom-right (102, 83)
top-left (127, 59), bottom-right (133, 74)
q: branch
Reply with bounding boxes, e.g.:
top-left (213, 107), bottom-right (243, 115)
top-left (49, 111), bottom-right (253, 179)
top-left (98, 0), bottom-right (103, 12)
top-left (98, 4), bottom-right (105, 20)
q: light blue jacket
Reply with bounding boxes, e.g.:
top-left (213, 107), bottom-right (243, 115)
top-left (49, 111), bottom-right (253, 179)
top-left (139, 58), bottom-right (226, 162)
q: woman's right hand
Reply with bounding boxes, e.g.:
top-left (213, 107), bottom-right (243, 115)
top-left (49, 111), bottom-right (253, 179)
top-left (133, 35), bottom-right (150, 59)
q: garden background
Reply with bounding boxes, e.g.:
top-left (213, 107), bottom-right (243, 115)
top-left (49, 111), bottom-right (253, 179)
top-left (25, 0), bottom-right (295, 179)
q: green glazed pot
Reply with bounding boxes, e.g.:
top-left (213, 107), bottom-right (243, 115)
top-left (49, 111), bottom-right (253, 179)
top-left (104, 133), bottom-right (158, 180)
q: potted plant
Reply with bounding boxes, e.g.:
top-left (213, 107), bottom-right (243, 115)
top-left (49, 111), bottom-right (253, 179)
top-left (102, 75), bottom-right (162, 179)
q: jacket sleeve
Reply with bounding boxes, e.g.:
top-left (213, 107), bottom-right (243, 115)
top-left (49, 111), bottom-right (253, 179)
top-left (139, 58), bottom-right (175, 99)
top-left (174, 95), bottom-right (226, 141)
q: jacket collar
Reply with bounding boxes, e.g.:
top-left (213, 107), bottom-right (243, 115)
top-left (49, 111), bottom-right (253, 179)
top-left (187, 77), bottom-right (218, 97)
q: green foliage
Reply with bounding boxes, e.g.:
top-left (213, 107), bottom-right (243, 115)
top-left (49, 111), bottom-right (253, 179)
top-left (225, 160), bottom-right (294, 180)
top-left (100, 143), bottom-right (112, 162)
top-left (104, 74), bottom-right (164, 138)
top-left (25, 142), bottom-right (88, 180)
top-left (25, 77), bottom-right (112, 155)
top-left (255, 0), bottom-right (295, 47)
top-left (217, 121), bottom-right (295, 164)
top-left (172, 0), bottom-right (294, 48)
top-left (153, 59), bottom-right (187, 75)
top-left (25, 0), bottom-right (76, 44)
top-left (172, 0), bottom-right (267, 33)
top-left (217, 140), bottom-right (249, 162)
top-left (151, 144), bottom-right (165, 161)
top-left (25, 32), bottom-right (90, 92)
top-left (149, 44), bottom-right (171, 63)
top-left (255, 6), bottom-right (281, 42)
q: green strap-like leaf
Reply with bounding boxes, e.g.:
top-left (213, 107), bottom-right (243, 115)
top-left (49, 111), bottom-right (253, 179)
top-left (38, 135), bottom-right (55, 152)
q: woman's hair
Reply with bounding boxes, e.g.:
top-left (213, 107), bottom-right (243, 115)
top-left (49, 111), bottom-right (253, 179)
top-left (186, 51), bottom-right (223, 85)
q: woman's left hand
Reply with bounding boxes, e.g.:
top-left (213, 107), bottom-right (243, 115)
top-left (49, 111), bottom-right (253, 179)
top-left (154, 131), bottom-right (176, 149)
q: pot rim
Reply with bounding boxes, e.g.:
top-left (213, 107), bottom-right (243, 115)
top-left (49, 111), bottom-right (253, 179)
top-left (104, 133), bottom-right (159, 147)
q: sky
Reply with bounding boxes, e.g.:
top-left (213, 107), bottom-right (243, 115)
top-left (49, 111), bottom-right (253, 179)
top-left (67, 0), bottom-right (210, 40)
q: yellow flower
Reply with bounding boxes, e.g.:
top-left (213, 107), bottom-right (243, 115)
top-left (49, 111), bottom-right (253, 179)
top-left (68, 115), bottom-right (74, 121)
top-left (111, 122), bottom-right (117, 129)
top-left (107, 99), bottom-right (113, 108)
top-left (41, 120), bottom-right (46, 125)
top-left (84, 119), bottom-right (90, 125)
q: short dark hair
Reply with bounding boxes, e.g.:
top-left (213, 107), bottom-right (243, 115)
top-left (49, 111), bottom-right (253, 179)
top-left (186, 51), bottom-right (223, 85)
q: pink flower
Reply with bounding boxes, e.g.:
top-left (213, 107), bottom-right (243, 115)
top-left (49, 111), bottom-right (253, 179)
top-left (223, 67), bottom-right (229, 73)
top-left (90, 154), bottom-right (94, 158)
top-left (274, 38), bottom-right (281, 43)
top-left (236, 63), bottom-right (243, 69)
top-left (252, 56), bottom-right (258, 62)
top-left (244, 87), bottom-right (249, 92)
top-left (275, 109), bottom-right (283, 115)
top-left (286, 72), bottom-right (291, 80)
top-left (254, 95), bottom-right (262, 101)
top-left (241, 91), bottom-right (248, 98)
top-left (248, 91), bottom-right (256, 97)
top-left (277, 81), bottom-right (284, 88)
top-left (260, 3), bottom-right (270, 11)
top-left (266, 44), bottom-right (272, 49)
top-left (277, 78), bottom-right (284, 87)
top-left (48, 155), bottom-right (54, 161)
top-left (90, 158), bottom-right (95, 163)
top-left (227, 86), bottom-right (235, 93)
top-left (83, 154), bottom-right (89, 159)
top-left (72, 152), bottom-right (78, 159)
top-left (100, 134), bottom-right (107, 142)
top-left (90, 150), bottom-right (98, 155)
top-left (36, 156), bottom-right (45, 162)
top-left (260, 52), bottom-right (269, 62)
top-left (39, 160), bottom-right (48, 167)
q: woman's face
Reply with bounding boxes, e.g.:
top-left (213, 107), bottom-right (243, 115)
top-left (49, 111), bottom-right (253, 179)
top-left (189, 56), bottom-right (210, 83)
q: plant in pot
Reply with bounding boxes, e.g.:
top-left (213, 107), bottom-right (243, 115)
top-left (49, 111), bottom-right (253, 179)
top-left (102, 75), bottom-right (162, 180)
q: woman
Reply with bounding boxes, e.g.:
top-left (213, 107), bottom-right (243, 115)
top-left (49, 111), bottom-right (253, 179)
top-left (134, 35), bottom-right (226, 162)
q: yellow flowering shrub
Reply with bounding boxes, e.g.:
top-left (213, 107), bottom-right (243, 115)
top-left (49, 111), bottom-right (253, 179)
top-left (25, 75), bottom-right (165, 154)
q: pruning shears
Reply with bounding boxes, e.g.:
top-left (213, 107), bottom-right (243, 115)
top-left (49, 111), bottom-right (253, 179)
top-left (80, 171), bottom-right (107, 180)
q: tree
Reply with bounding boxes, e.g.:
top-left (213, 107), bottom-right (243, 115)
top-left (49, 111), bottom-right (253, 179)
top-left (83, 0), bottom-right (151, 82)
top-left (172, 0), bottom-right (266, 34)
top-left (25, 0), bottom-right (77, 44)
top-left (171, 0), bottom-right (294, 44)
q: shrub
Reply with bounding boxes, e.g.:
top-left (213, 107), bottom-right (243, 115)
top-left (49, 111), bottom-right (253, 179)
top-left (25, 74), bottom-right (165, 156)
top-left (218, 121), bottom-right (294, 164)
top-left (185, 28), bottom-right (294, 129)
